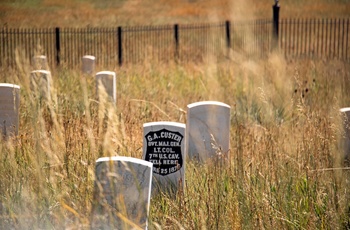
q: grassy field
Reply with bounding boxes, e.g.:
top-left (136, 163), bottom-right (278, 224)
top-left (0, 54), bottom-right (349, 229)
top-left (0, 0), bottom-right (350, 229)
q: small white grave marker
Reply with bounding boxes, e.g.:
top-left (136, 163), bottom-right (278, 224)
top-left (0, 84), bottom-right (20, 138)
top-left (32, 55), bottom-right (48, 70)
top-left (340, 108), bottom-right (350, 161)
top-left (95, 71), bottom-right (116, 104)
top-left (143, 121), bottom-right (186, 196)
top-left (82, 55), bottom-right (95, 74)
top-left (91, 156), bottom-right (153, 230)
top-left (186, 101), bottom-right (231, 163)
top-left (30, 70), bottom-right (51, 100)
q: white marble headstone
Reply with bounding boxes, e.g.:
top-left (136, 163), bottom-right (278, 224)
top-left (91, 156), bottom-right (153, 230)
top-left (186, 101), bottom-right (231, 163)
top-left (82, 55), bottom-right (95, 74)
top-left (32, 55), bottom-right (48, 70)
top-left (340, 107), bottom-right (350, 161)
top-left (95, 71), bottom-right (116, 104)
top-left (143, 121), bottom-right (186, 196)
top-left (30, 70), bottom-right (51, 100)
top-left (0, 84), bottom-right (20, 138)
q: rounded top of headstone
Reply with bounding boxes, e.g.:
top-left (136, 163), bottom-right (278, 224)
top-left (96, 71), bottom-right (116, 76)
top-left (31, 70), bottom-right (51, 75)
top-left (83, 55), bottom-right (96, 60)
top-left (0, 83), bottom-right (20, 89)
top-left (340, 107), bottom-right (350, 113)
top-left (143, 121), bottom-right (185, 128)
top-left (187, 101), bottom-right (231, 109)
top-left (34, 55), bottom-right (47, 59)
top-left (96, 156), bottom-right (153, 167)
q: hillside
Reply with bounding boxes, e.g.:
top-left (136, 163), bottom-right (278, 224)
top-left (0, 0), bottom-right (349, 27)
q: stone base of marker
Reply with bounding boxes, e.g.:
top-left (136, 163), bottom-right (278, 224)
top-left (91, 156), bottom-right (153, 230)
top-left (186, 101), bottom-right (231, 163)
top-left (143, 122), bottom-right (186, 197)
top-left (151, 172), bottom-right (184, 198)
top-left (0, 84), bottom-right (20, 139)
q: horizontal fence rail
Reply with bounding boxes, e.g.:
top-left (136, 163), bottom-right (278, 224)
top-left (0, 18), bottom-right (349, 69)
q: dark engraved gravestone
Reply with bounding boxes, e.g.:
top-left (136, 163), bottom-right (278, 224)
top-left (91, 156), bottom-right (153, 230)
top-left (0, 84), bottom-right (20, 138)
top-left (186, 101), bottom-right (231, 163)
top-left (143, 122), bottom-right (186, 196)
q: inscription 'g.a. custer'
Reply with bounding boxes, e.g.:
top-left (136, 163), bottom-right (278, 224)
top-left (145, 129), bottom-right (183, 176)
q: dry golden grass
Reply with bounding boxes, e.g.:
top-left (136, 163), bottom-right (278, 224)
top-left (0, 50), bottom-right (349, 228)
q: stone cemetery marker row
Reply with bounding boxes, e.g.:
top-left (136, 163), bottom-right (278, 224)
top-left (96, 71), bottom-right (116, 104)
top-left (143, 121), bottom-right (185, 196)
top-left (186, 101), bottom-right (231, 163)
top-left (82, 55), bottom-right (95, 74)
top-left (0, 84), bottom-right (20, 138)
top-left (91, 156), bottom-right (153, 230)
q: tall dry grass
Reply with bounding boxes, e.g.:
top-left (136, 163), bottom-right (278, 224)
top-left (0, 47), bottom-right (349, 229)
